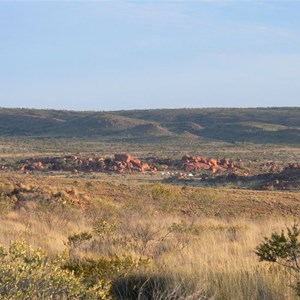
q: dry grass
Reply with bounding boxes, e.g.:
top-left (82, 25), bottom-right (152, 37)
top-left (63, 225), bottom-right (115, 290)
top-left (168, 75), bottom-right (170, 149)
top-left (0, 172), bottom-right (300, 298)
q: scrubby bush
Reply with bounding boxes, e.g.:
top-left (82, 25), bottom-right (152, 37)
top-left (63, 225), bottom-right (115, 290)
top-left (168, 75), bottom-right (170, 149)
top-left (255, 224), bottom-right (300, 296)
top-left (65, 222), bottom-right (150, 295)
top-left (0, 241), bottom-right (111, 299)
top-left (151, 183), bottom-right (172, 200)
top-left (64, 255), bottom-right (149, 288)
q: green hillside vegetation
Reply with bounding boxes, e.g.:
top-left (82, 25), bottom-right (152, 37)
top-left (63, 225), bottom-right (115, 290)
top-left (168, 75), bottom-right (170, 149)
top-left (0, 107), bottom-right (299, 144)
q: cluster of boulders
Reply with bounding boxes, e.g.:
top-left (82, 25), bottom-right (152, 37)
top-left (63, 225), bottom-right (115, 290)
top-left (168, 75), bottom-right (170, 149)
top-left (0, 165), bottom-right (11, 170)
top-left (258, 162), bottom-right (300, 176)
top-left (260, 163), bottom-right (300, 191)
top-left (20, 161), bottom-right (44, 172)
top-left (181, 155), bottom-right (236, 173)
top-left (0, 158), bottom-right (12, 171)
top-left (104, 154), bottom-right (152, 173)
top-left (260, 161), bottom-right (280, 172)
top-left (1, 153), bottom-right (254, 176)
top-left (17, 154), bottom-right (153, 174)
top-left (286, 163), bottom-right (300, 170)
top-left (17, 153), bottom-right (238, 175)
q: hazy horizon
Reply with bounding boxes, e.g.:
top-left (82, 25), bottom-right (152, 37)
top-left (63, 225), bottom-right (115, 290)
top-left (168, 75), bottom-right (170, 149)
top-left (1, 1), bottom-right (299, 110)
top-left (1, 105), bottom-right (299, 113)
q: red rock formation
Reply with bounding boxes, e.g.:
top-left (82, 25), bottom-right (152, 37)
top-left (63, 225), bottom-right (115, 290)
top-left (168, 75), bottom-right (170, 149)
top-left (130, 157), bottom-right (142, 168)
top-left (114, 153), bottom-right (132, 163)
top-left (208, 159), bottom-right (218, 166)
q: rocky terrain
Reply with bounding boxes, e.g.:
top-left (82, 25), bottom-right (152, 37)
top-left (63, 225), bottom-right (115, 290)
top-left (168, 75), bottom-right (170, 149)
top-left (1, 153), bottom-right (299, 191)
top-left (190, 163), bottom-right (300, 191)
top-left (4, 153), bottom-right (243, 175)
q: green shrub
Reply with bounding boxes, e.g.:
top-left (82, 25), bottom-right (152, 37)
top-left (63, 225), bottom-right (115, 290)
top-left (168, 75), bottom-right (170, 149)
top-left (67, 231), bottom-right (93, 248)
top-left (0, 241), bottom-right (111, 299)
top-left (65, 222), bottom-right (149, 292)
top-left (151, 183), bottom-right (172, 200)
top-left (64, 255), bottom-right (149, 288)
top-left (255, 224), bottom-right (300, 296)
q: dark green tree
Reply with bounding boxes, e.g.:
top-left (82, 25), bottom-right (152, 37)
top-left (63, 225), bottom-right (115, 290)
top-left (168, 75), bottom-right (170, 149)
top-left (255, 224), bottom-right (300, 296)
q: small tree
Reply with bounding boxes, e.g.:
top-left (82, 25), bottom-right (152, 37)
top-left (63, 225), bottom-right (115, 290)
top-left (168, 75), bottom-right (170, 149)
top-left (255, 224), bottom-right (300, 296)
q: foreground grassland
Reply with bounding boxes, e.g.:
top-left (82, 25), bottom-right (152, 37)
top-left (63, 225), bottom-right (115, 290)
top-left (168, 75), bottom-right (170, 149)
top-left (1, 171), bottom-right (300, 299)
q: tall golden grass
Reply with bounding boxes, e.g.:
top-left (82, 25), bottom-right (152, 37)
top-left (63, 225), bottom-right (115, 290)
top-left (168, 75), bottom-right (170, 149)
top-left (0, 209), bottom-right (298, 298)
top-left (0, 175), bottom-right (299, 298)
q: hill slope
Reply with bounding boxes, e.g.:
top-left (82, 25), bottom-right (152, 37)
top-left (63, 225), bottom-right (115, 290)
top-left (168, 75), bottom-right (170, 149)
top-left (0, 107), bottom-right (299, 144)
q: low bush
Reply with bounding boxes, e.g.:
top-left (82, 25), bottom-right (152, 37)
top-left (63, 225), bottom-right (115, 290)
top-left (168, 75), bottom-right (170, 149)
top-left (256, 224), bottom-right (300, 297)
top-left (0, 241), bottom-right (111, 299)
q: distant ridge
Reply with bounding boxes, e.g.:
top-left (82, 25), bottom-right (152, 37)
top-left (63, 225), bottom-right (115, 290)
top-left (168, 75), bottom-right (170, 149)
top-left (0, 107), bottom-right (299, 144)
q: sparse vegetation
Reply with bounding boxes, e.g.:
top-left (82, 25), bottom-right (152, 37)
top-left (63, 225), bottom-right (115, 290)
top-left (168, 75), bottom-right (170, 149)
top-left (0, 107), bottom-right (299, 144)
top-left (0, 172), bottom-right (299, 298)
top-left (0, 107), bottom-right (299, 298)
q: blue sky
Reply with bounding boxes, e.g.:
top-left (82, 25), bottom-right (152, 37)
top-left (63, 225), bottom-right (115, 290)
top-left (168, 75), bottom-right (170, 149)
top-left (0, 1), bottom-right (299, 111)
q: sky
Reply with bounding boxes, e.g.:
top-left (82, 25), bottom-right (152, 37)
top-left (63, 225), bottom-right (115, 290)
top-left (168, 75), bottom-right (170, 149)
top-left (0, 1), bottom-right (299, 111)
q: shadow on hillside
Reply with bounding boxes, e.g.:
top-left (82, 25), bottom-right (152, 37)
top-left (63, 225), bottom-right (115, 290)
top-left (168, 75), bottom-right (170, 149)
top-left (197, 125), bottom-right (300, 145)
